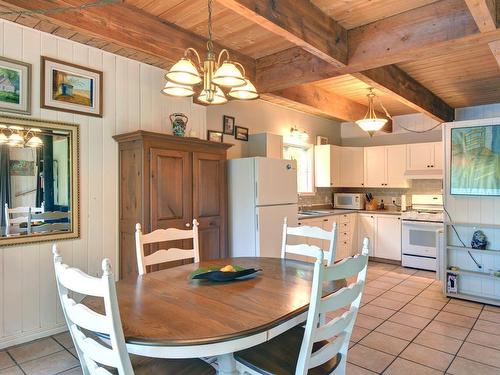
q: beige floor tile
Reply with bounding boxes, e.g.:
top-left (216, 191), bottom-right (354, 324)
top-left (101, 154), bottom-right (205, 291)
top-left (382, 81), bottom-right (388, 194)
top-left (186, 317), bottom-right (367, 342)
top-left (483, 304), bottom-right (500, 312)
top-left (479, 310), bottom-right (500, 324)
top-left (466, 329), bottom-right (500, 351)
top-left (58, 367), bottom-right (83, 375)
top-left (389, 311), bottom-right (431, 329)
top-left (368, 296), bottom-right (407, 311)
top-left (412, 270), bottom-right (437, 280)
top-left (458, 342), bottom-right (500, 368)
top-left (52, 331), bottom-right (74, 349)
top-left (381, 290), bottom-right (415, 303)
top-left (473, 319), bottom-right (500, 336)
top-left (347, 344), bottom-right (395, 373)
top-left (375, 276), bottom-right (402, 286)
top-left (8, 337), bottom-right (63, 364)
top-left (399, 280), bottom-right (429, 290)
top-left (388, 267), bottom-right (417, 276)
top-left (19, 350), bottom-right (79, 375)
top-left (68, 347), bottom-right (78, 358)
top-left (414, 330), bottom-right (463, 354)
top-left (351, 325), bottom-right (371, 343)
top-left (383, 271), bottom-right (411, 280)
top-left (359, 305), bottom-right (396, 320)
top-left (359, 331), bottom-right (409, 355)
top-left (367, 280), bottom-right (396, 290)
top-left (360, 294), bottom-right (377, 306)
top-left (447, 298), bottom-right (484, 309)
top-left (346, 362), bottom-right (377, 375)
top-left (425, 320), bottom-right (470, 340)
top-left (411, 296), bottom-right (448, 310)
top-left (400, 343), bottom-right (454, 371)
top-left (355, 314), bottom-right (385, 330)
top-left (0, 353), bottom-right (14, 371)
top-left (442, 304), bottom-right (481, 318)
top-left (384, 357), bottom-right (442, 375)
top-left (447, 357), bottom-right (500, 375)
top-left (375, 320), bottom-right (421, 341)
top-left (364, 286), bottom-right (386, 297)
top-left (419, 290), bottom-right (450, 302)
top-left (434, 311), bottom-right (476, 328)
top-left (400, 303), bottom-right (440, 319)
top-left (0, 366), bottom-right (23, 375)
top-left (391, 285), bottom-right (422, 295)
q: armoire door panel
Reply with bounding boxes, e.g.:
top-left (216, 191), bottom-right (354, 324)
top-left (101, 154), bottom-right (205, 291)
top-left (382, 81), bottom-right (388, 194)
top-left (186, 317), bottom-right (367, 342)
top-left (198, 223), bottom-right (222, 260)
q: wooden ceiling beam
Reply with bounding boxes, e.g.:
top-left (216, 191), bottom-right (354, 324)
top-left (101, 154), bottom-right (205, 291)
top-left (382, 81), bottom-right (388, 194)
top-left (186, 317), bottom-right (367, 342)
top-left (0, 0), bottom-right (256, 77)
top-left (216, 0), bottom-right (347, 68)
top-left (464, 0), bottom-right (497, 32)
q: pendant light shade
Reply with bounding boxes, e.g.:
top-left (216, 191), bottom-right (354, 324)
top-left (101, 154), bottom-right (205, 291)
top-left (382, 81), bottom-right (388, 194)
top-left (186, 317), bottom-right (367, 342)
top-left (355, 88), bottom-right (390, 137)
top-left (165, 57), bottom-right (202, 85)
top-left (161, 80), bottom-right (195, 97)
top-left (229, 79), bottom-right (259, 100)
top-left (212, 61), bottom-right (246, 87)
top-left (7, 132), bottom-right (23, 147)
top-left (197, 86), bottom-right (227, 105)
top-left (0, 132), bottom-right (7, 144)
top-left (26, 135), bottom-right (43, 148)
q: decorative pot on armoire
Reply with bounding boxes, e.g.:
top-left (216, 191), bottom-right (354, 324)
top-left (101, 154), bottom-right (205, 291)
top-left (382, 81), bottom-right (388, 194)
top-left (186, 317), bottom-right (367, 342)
top-left (114, 131), bottom-right (232, 279)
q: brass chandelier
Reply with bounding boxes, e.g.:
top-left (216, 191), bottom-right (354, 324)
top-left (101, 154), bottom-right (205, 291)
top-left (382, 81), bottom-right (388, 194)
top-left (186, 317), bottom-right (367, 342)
top-left (356, 88), bottom-right (391, 137)
top-left (0, 125), bottom-right (43, 148)
top-left (162, 0), bottom-right (258, 104)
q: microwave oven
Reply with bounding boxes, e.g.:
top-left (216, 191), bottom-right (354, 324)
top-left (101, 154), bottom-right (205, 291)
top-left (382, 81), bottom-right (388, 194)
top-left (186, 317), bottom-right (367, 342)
top-left (333, 193), bottom-right (365, 210)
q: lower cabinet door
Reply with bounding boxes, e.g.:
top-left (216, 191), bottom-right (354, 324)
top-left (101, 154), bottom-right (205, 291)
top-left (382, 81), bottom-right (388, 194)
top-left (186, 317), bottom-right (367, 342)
top-left (375, 215), bottom-right (402, 261)
top-left (358, 214), bottom-right (375, 257)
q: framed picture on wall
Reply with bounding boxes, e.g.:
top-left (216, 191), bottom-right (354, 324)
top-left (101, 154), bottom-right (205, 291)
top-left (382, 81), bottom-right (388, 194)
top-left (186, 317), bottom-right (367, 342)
top-left (208, 130), bottom-right (224, 143)
top-left (223, 115), bottom-right (235, 135)
top-left (41, 56), bottom-right (103, 117)
top-left (0, 56), bottom-right (31, 115)
top-left (235, 126), bottom-right (249, 141)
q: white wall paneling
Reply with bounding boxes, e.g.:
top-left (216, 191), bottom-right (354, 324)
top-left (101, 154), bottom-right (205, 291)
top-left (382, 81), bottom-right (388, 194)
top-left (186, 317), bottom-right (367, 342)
top-left (0, 19), bottom-right (207, 348)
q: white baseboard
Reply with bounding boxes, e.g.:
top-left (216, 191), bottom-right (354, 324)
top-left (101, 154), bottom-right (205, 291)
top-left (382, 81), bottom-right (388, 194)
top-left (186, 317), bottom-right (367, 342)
top-left (0, 324), bottom-right (68, 350)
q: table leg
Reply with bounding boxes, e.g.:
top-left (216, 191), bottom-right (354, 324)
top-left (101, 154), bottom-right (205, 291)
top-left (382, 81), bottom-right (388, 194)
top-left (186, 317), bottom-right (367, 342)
top-left (217, 353), bottom-right (237, 375)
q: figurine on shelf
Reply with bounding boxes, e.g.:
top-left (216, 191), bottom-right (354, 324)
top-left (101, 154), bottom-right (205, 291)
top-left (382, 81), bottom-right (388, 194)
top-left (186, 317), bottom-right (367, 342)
top-left (471, 230), bottom-right (488, 250)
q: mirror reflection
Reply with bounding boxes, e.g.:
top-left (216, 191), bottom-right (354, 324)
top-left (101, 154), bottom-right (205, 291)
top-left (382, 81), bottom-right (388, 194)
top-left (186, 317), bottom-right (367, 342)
top-left (0, 124), bottom-right (73, 238)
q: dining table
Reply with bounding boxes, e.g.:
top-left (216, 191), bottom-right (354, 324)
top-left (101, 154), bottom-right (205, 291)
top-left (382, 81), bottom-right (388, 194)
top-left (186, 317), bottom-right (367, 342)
top-left (84, 257), bottom-right (346, 374)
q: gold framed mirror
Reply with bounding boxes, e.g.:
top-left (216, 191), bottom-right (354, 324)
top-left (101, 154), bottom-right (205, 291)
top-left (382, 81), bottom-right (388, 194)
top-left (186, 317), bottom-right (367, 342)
top-left (0, 115), bottom-right (79, 246)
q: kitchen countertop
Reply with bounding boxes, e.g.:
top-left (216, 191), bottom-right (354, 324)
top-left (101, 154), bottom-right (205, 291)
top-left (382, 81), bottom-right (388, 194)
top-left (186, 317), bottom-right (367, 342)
top-left (298, 209), bottom-right (402, 220)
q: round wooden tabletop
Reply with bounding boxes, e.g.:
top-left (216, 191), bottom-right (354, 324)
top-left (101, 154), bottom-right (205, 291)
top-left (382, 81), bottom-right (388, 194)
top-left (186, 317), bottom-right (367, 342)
top-left (84, 257), bottom-right (346, 347)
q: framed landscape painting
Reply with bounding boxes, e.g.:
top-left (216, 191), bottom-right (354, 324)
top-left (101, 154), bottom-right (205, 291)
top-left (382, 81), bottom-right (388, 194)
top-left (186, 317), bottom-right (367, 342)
top-left (41, 56), bottom-right (103, 117)
top-left (0, 56), bottom-right (31, 115)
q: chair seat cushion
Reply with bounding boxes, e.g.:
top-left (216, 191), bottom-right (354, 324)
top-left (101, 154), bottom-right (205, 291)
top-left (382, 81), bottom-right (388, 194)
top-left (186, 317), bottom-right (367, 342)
top-left (111, 354), bottom-right (215, 375)
top-left (234, 326), bottom-right (341, 375)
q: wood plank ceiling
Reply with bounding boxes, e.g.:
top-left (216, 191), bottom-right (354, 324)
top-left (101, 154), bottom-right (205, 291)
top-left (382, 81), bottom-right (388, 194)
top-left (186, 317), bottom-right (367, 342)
top-left (1, 0), bottom-right (500, 126)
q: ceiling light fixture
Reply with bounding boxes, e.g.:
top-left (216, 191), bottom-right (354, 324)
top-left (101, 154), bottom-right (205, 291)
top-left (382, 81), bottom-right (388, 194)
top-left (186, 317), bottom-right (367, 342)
top-left (0, 125), bottom-right (44, 148)
top-left (162, 0), bottom-right (258, 104)
top-left (356, 88), bottom-right (391, 137)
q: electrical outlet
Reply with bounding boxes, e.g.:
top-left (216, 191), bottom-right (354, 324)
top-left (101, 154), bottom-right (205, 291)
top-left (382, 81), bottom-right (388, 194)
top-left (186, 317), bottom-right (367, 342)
top-left (391, 197), bottom-right (398, 204)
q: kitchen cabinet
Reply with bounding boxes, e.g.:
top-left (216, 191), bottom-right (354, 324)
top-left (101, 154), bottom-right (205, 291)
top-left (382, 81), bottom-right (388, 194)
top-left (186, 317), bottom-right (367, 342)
top-left (406, 142), bottom-right (443, 178)
top-left (357, 214), bottom-right (375, 257)
top-left (340, 147), bottom-right (364, 187)
top-left (364, 145), bottom-right (408, 188)
top-left (375, 215), bottom-right (402, 261)
top-left (248, 133), bottom-right (283, 159)
top-left (315, 145), bottom-right (341, 187)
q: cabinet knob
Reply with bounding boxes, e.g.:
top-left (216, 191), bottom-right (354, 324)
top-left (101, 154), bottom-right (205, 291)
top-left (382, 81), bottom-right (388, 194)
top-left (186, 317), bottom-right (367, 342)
top-left (431, 165), bottom-right (434, 168)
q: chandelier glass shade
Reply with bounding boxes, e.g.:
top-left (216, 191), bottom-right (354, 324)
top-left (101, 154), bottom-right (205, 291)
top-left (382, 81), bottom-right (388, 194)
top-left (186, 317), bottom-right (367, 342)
top-left (355, 88), bottom-right (390, 137)
top-left (162, 0), bottom-right (258, 104)
top-left (0, 125), bottom-right (43, 148)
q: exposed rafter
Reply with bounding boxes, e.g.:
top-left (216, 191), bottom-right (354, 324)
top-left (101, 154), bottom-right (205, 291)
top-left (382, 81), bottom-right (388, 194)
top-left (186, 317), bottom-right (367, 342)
top-left (465, 0), bottom-right (497, 32)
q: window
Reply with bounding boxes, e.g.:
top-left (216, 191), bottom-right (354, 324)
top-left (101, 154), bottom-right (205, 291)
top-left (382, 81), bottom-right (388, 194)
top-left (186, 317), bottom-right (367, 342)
top-left (283, 143), bottom-right (315, 194)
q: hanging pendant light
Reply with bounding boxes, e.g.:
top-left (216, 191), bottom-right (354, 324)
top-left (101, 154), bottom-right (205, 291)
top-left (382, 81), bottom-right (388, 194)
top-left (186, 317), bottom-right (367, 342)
top-left (25, 128), bottom-right (43, 148)
top-left (162, 0), bottom-right (258, 104)
top-left (0, 125), bottom-right (7, 144)
top-left (355, 88), bottom-right (390, 137)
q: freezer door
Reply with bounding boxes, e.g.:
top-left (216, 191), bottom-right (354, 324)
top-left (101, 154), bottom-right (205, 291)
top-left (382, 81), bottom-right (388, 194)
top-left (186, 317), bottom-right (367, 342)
top-left (255, 158), bottom-right (297, 206)
top-left (256, 204), bottom-right (298, 258)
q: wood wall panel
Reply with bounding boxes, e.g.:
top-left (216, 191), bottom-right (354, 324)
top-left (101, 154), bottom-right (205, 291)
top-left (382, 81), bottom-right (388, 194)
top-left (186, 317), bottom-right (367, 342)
top-left (0, 19), bottom-right (207, 349)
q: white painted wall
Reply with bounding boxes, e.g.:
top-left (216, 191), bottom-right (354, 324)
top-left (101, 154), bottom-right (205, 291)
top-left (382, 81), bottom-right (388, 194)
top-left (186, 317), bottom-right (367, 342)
top-left (0, 19), bottom-right (208, 348)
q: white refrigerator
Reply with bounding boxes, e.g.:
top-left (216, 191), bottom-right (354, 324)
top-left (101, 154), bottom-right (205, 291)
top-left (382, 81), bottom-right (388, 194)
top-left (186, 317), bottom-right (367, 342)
top-left (228, 157), bottom-right (298, 258)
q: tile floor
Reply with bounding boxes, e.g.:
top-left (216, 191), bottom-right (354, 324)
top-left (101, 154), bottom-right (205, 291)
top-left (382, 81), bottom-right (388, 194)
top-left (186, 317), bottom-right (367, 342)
top-left (1, 261), bottom-right (499, 375)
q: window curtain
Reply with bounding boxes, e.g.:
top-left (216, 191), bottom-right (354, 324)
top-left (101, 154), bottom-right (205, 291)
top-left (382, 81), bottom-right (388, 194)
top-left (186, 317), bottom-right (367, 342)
top-left (0, 145), bottom-right (11, 227)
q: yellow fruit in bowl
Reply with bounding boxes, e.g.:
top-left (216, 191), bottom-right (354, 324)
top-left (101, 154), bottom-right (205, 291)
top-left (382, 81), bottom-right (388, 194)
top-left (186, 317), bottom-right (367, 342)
top-left (220, 265), bottom-right (236, 272)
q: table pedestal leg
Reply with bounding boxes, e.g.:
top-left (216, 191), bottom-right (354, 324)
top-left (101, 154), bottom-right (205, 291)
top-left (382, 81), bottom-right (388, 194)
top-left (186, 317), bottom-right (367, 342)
top-left (217, 353), bottom-right (237, 375)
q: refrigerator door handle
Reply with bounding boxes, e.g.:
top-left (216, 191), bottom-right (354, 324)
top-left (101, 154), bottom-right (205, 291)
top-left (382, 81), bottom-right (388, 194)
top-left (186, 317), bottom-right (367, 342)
top-left (256, 212), bottom-right (259, 231)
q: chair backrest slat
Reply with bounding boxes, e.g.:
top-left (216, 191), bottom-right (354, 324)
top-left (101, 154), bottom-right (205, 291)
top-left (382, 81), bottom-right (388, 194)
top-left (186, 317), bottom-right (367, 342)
top-left (135, 220), bottom-right (200, 275)
top-left (53, 245), bottom-right (134, 375)
top-left (307, 333), bottom-right (345, 370)
top-left (313, 309), bottom-right (356, 343)
top-left (322, 253), bottom-right (369, 281)
top-left (318, 282), bottom-right (364, 314)
top-left (286, 225), bottom-right (332, 241)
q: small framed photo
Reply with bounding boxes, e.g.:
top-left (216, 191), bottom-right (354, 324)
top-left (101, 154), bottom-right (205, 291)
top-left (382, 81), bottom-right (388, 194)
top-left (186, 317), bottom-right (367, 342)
top-left (41, 56), bottom-right (103, 117)
top-left (207, 130), bottom-right (224, 143)
top-left (235, 126), bottom-right (249, 141)
top-left (0, 56), bottom-right (31, 115)
top-left (223, 115), bottom-right (235, 135)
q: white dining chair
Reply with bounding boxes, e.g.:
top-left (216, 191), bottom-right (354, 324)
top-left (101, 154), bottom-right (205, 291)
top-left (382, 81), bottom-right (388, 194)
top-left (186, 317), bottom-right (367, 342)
top-left (281, 217), bottom-right (337, 266)
top-left (135, 219), bottom-right (200, 275)
top-left (28, 209), bottom-right (70, 234)
top-left (52, 244), bottom-right (215, 375)
top-left (234, 238), bottom-right (370, 375)
top-left (4, 203), bottom-right (44, 234)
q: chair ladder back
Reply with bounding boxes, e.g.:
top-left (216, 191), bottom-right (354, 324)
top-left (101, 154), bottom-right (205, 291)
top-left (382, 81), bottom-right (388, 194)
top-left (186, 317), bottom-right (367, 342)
top-left (295, 238), bottom-right (370, 375)
top-left (4, 203), bottom-right (45, 232)
top-left (135, 219), bottom-right (200, 276)
top-left (53, 245), bottom-right (134, 375)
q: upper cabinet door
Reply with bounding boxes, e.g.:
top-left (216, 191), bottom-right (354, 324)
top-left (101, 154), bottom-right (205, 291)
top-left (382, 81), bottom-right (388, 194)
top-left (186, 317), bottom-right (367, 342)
top-left (386, 145), bottom-right (409, 188)
top-left (340, 147), bottom-right (364, 187)
top-left (406, 143), bottom-right (434, 171)
top-left (192, 152), bottom-right (227, 260)
top-left (364, 146), bottom-right (386, 187)
top-left (432, 142), bottom-right (444, 170)
top-left (315, 145), bottom-right (341, 187)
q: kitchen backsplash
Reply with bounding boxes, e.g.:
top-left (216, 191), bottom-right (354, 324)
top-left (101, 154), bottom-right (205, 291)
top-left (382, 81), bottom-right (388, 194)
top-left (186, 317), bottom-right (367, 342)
top-left (300, 180), bottom-right (443, 208)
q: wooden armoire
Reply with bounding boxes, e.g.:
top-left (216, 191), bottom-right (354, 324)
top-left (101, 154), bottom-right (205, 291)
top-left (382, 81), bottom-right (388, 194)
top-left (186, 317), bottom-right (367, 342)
top-left (113, 131), bottom-right (232, 279)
